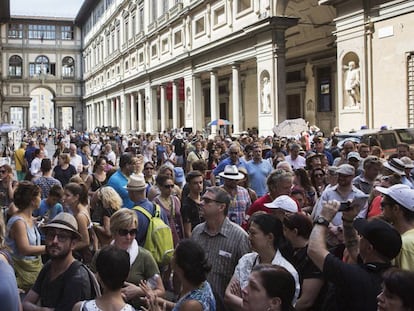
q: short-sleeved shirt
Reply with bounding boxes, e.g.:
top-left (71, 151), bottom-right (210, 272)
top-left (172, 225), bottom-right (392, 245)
top-left (246, 193), bottom-right (272, 216)
top-left (323, 253), bottom-right (390, 311)
top-left (53, 165), bottom-right (77, 187)
top-left (244, 159), bottom-right (273, 197)
top-left (181, 196), bottom-right (203, 230)
top-left (223, 185), bottom-right (251, 226)
top-left (32, 260), bottom-right (94, 311)
top-left (107, 170), bottom-right (134, 209)
top-left (394, 228), bottom-right (414, 271)
top-left (34, 176), bottom-right (62, 199)
top-left (191, 218), bottom-right (250, 298)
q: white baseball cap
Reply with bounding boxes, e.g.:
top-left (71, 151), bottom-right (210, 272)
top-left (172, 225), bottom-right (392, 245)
top-left (264, 195), bottom-right (298, 213)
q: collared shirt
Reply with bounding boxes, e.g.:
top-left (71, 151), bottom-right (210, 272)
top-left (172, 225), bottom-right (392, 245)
top-left (245, 159), bottom-right (273, 197)
top-left (285, 155), bottom-right (306, 170)
top-left (191, 218), bottom-right (250, 298)
top-left (212, 157), bottom-right (246, 177)
top-left (352, 174), bottom-right (373, 194)
top-left (223, 185), bottom-right (251, 226)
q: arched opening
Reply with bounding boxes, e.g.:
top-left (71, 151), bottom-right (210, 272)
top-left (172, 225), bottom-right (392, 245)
top-left (29, 88), bottom-right (54, 128)
top-left (9, 55), bottom-right (22, 78)
top-left (62, 56), bottom-right (75, 78)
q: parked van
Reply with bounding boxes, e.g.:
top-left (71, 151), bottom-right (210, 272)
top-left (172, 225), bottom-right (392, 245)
top-left (333, 128), bottom-right (414, 155)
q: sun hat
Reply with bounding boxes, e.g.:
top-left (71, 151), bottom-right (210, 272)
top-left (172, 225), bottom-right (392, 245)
top-left (43, 213), bottom-right (81, 239)
top-left (219, 165), bottom-right (244, 180)
top-left (400, 156), bottom-right (414, 169)
top-left (264, 195), bottom-right (298, 213)
top-left (126, 175), bottom-right (147, 191)
top-left (375, 184), bottom-right (414, 211)
top-left (353, 218), bottom-right (402, 260)
top-left (383, 158), bottom-right (406, 176)
top-left (336, 164), bottom-right (355, 176)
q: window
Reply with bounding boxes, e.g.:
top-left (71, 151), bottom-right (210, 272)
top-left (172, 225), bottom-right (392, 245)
top-left (174, 30), bottom-right (182, 46)
top-left (151, 44), bottom-right (158, 58)
top-left (139, 7), bottom-right (144, 32)
top-left (8, 24), bottom-right (23, 39)
top-left (28, 24), bottom-right (56, 40)
top-left (195, 16), bottom-right (205, 36)
top-left (124, 18), bottom-right (129, 43)
top-left (162, 0), bottom-right (168, 14)
top-left (116, 27), bottom-right (120, 49)
top-left (125, 60), bottom-right (129, 70)
top-left (237, 0), bottom-right (251, 13)
top-left (139, 52), bottom-right (144, 64)
top-left (152, 1), bottom-right (158, 22)
top-left (161, 38), bottom-right (169, 54)
top-left (213, 6), bottom-right (226, 27)
top-left (131, 14), bottom-right (136, 37)
top-left (29, 55), bottom-right (55, 76)
top-left (9, 55), bottom-right (23, 77)
top-left (62, 56), bottom-right (75, 78)
top-left (61, 26), bottom-right (74, 40)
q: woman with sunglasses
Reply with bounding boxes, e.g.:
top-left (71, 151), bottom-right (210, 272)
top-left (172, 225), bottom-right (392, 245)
top-left (106, 208), bottom-right (165, 310)
top-left (143, 161), bottom-right (156, 193)
top-left (153, 174), bottom-right (184, 247)
top-left (310, 167), bottom-right (327, 198)
top-left (148, 164), bottom-right (182, 201)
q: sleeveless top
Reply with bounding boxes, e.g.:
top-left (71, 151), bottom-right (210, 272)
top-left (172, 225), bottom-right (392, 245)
top-left (6, 215), bottom-right (41, 260)
top-left (90, 174), bottom-right (108, 192)
top-left (79, 300), bottom-right (135, 311)
top-left (173, 281), bottom-right (216, 311)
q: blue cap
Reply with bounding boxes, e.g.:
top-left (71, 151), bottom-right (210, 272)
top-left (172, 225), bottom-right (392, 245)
top-left (174, 167), bottom-right (185, 183)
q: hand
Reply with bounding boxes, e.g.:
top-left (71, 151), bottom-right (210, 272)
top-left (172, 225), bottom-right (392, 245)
top-left (121, 281), bottom-right (139, 301)
top-left (343, 200), bottom-right (360, 221)
top-left (139, 279), bottom-right (153, 297)
top-left (320, 200), bottom-right (340, 222)
top-left (229, 278), bottom-right (242, 297)
top-left (142, 295), bottom-right (166, 311)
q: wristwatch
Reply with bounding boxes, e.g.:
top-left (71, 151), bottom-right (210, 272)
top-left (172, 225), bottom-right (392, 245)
top-left (314, 216), bottom-right (330, 227)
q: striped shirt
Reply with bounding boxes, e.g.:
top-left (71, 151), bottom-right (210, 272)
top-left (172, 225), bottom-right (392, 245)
top-left (191, 218), bottom-right (250, 298)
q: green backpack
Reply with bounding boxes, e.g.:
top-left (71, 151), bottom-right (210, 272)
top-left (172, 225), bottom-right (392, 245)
top-left (133, 204), bottom-right (174, 266)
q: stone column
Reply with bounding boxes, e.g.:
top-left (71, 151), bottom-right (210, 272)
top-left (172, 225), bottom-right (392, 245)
top-left (138, 91), bottom-right (144, 133)
top-left (110, 98), bottom-right (115, 125)
top-left (232, 63), bottom-right (241, 134)
top-left (172, 80), bottom-right (178, 129)
top-left (130, 93), bottom-right (136, 131)
top-left (115, 97), bottom-right (121, 127)
top-left (121, 93), bottom-right (128, 132)
top-left (160, 84), bottom-right (167, 132)
top-left (104, 99), bottom-right (109, 125)
top-left (210, 70), bottom-right (219, 134)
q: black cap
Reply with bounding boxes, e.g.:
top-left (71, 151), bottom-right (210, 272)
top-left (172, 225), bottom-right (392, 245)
top-left (353, 218), bottom-right (402, 261)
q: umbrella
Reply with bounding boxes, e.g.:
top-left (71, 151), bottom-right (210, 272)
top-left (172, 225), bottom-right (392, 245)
top-left (0, 123), bottom-right (19, 133)
top-left (208, 119), bottom-right (231, 126)
top-left (273, 118), bottom-right (308, 137)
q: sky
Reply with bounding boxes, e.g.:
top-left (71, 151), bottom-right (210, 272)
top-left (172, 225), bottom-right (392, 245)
top-left (10, 0), bottom-right (85, 18)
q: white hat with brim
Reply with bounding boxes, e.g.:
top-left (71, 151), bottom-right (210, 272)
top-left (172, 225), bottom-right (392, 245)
top-left (126, 175), bottom-right (147, 191)
top-left (383, 158), bottom-right (406, 176)
top-left (219, 165), bottom-right (244, 180)
top-left (264, 195), bottom-right (298, 213)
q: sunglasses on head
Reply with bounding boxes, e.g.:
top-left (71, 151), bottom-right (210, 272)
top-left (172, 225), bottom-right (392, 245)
top-left (118, 228), bottom-right (137, 236)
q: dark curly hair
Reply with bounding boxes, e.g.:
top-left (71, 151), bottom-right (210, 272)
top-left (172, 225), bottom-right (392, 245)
top-left (174, 239), bottom-right (211, 286)
top-left (14, 181), bottom-right (41, 210)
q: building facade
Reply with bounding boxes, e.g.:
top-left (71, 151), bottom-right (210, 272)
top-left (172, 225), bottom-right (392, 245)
top-left (0, 11), bottom-right (83, 130)
top-left (1, 0), bottom-right (414, 135)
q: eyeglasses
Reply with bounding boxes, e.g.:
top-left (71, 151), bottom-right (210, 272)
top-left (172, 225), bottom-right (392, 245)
top-left (118, 228), bottom-right (137, 236)
top-left (202, 197), bottom-right (222, 204)
top-left (163, 184), bottom-right (174, 189)
top-left (45, 231), bottom-right (72, 242)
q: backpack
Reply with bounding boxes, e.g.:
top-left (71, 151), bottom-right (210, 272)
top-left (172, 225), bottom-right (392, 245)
top-left (133, 204), bottom-right (174, 266)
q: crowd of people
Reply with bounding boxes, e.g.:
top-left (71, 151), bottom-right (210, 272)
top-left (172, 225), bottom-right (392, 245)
top-left (1, 128), bottom-right (414, 311)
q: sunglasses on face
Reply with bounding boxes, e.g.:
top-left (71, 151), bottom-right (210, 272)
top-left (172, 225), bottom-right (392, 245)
top-left (45, 231), bottom-right (72, 242)
top-left (163, 184), bottom-right (174, 189)
top-left (118, 228), bottom-right (137, 236)
top-left (202, 197), bottom-right (222, 204)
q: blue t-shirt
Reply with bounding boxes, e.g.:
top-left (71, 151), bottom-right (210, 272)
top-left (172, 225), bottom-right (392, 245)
top-left (107, 170), bottom-right (134, 208)
top-left (33, 199), bottom-right (63, 220)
